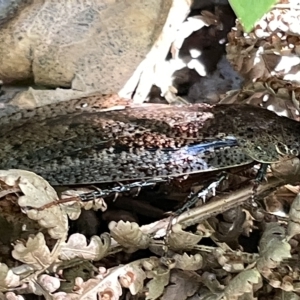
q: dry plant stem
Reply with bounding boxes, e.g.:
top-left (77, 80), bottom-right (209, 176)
top-left (21, 235), bottom-right (67, 284)
top-left (141, 176), bottom-right (284, 237)
top-left (176, 176), bottom-right (283, 228)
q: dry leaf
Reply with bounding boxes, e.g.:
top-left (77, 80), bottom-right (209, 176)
top-left (0, 264), bottom-right (20, 292)
top-left (60, 233), bottom-right (110, 261)
top-left (0, 170), bottom-right (58, 208)
top-left (26, 207), bottom-right (68, 240)
top-left (4, 292), bottom-right (25, 300)
top-left (224, 269), bottom-right (262, 300)
top-left (118, 265), bottom-right (146, 295)
top-left (202, 272), bottom-right (225, 294)
top-left (61, 189), bottom-right (107, 219)
top-left (0, 169), bottom-right (68, 239)
top-left (51, 258), bottom-right (161, 300)
top-left (275, 291), bottom-right (300, 300)
top-left (161, 269), bottom-right (202, 300)
top-left (109, 221), bottom-right (150, 252)
top-left (168, 223), bottom-right (202, 251)
top-left (38, 274), bottom-right (60, 293)
top-left (146, 265), bottom-right (170, 300)
top-left (257, 224), bottom-right (291, 280)
top-left (287, 193), bottom-right (300, 239)
top-left (173, 253), bottom-right (203, 271)
top-left (12, 233), bottom-right (52, 270)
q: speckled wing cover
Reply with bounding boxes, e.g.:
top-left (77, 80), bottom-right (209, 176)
top-left (0, 99), bottom-right (299, 185)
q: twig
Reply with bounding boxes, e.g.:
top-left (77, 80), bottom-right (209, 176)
top-left (140, 176), bottom-right (284, 237)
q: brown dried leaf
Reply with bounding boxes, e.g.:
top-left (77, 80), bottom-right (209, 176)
top-left (109, 221), bottom-right (150, 252)
top-left (257, 239), bottom-right (292, 276)
top-left (275, 291), bottom-right (300, 300)
top-left (26, 208), bottom-right (68, 240)
top-left (4, 292), bottom-right (25, 300)
top-left (224, 269), bottom-right (262, 300)
top-left (0, 264), bottom-right (20, 292)
top-left (60, 233), bottom-right (110, 261)
top-left (257, 224), bottom-right (291, 278)
top-left (196, 287), bottom-right (222, 300)
top-left (259, 224), bottom-right (290, 257)
top-left (220, 79), bottom-right (300, 122)
top-left (161, 270), bottom-right (202, 300)
top-left (173, 253), bottom-right (203, 271)
top-left (52, 292), bottom-right (71, 300)
top-left (61, 189), bottom-right (107, 218)
top-left (37, 275), bottom-right (60, 293)
top-left (59, 201), bottom-right (82, 221)
top-left (0, 170), bottom-right (68, 239)
top-left (288, 193), bottom-right (300, 239)
top-left (119, 265), bottom-right (146, 295)
top-left (55, 258), bottom-right (160, 300)
top-left (281, 276), bottom-right (294, 292)
top-left (168, 224), bottom-right (202, 251)
top-left (70, 276), bottom-right (122, 300)
top-left (12, 233), bottom-right (52, 270)
top-left (202, 272), bottom-right (225, 294)
top-left (146, 265), bottom-right (170, 300)
top-left (0, 170), bottom-right (58, 208)
top-left (271, 158), bottom-right (300, 185)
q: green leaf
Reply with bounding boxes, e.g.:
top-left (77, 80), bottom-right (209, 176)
top-left (228, 0), bottom-right (278, 32)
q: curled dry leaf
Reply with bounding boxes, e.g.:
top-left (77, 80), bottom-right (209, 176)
top-left (51, 292), bottom-right (70, 300)
top-left (69, 276), bottom-right (122, 300)
top-left (4, 292), bottom-right (25, 300)
top-left (81, 198), bottom-right (107, 211)
top-left (223, 263), bottom-right (245, 273)
top-left (161, 269), bottom-right (202, 300)
top-left (281, 276), bottom-right (295, 292)
top-left (54, 258), bottom-right (160, 300)
top-left (224, 269), bottom-right (262, 300)
top-left (61, 189), bottom-right (107, 220)
top-left (109, 221), bottom-right (150, 252)
top-left (258, 243), bottom-right (293, 287)
top-left (271, 158), bottom-right (300, 186)
top-left (60, 233), bottom-right (110, 261)
top-left (12, 232), bottom-right (52, 271)
top-left (118, 265), bottom-right (146, 295)
top-left (38, 274), bottom-right (60, 293)
top-left (287, 193), bottom-right (300, 239)
top-left (227, 2), bottom-right (300, 84)
top-left (0, 170), bottom-right (58, 208)
top-left (59, 201), bottom-right (82, 221)
top-left (212, 248), bottom-right (229, 267)
top-left (201, 272), bottom-right (224, 294)
top-left (0, 169), bottom-right (68, 239)
top-left (146, 265), bottom-right (170, 300)
top-left (196, 287), bottom-right (223, 300)
top-left (26, 208), bottom-right (68, 240)
top-left (259, 223), bottom-right (287, 253)
top-left (167, 223), bottom-right (202, 251)
top-left (0, 264), bottom-right (21, 292)
top-left (172, 253), bottom-right (203, 271)
top-left (220, 80), bottom-right (300, 121)
top-left (257, 224), bottom-right (291, 279)
top-left (276, 291), bottom-right (300, 300)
